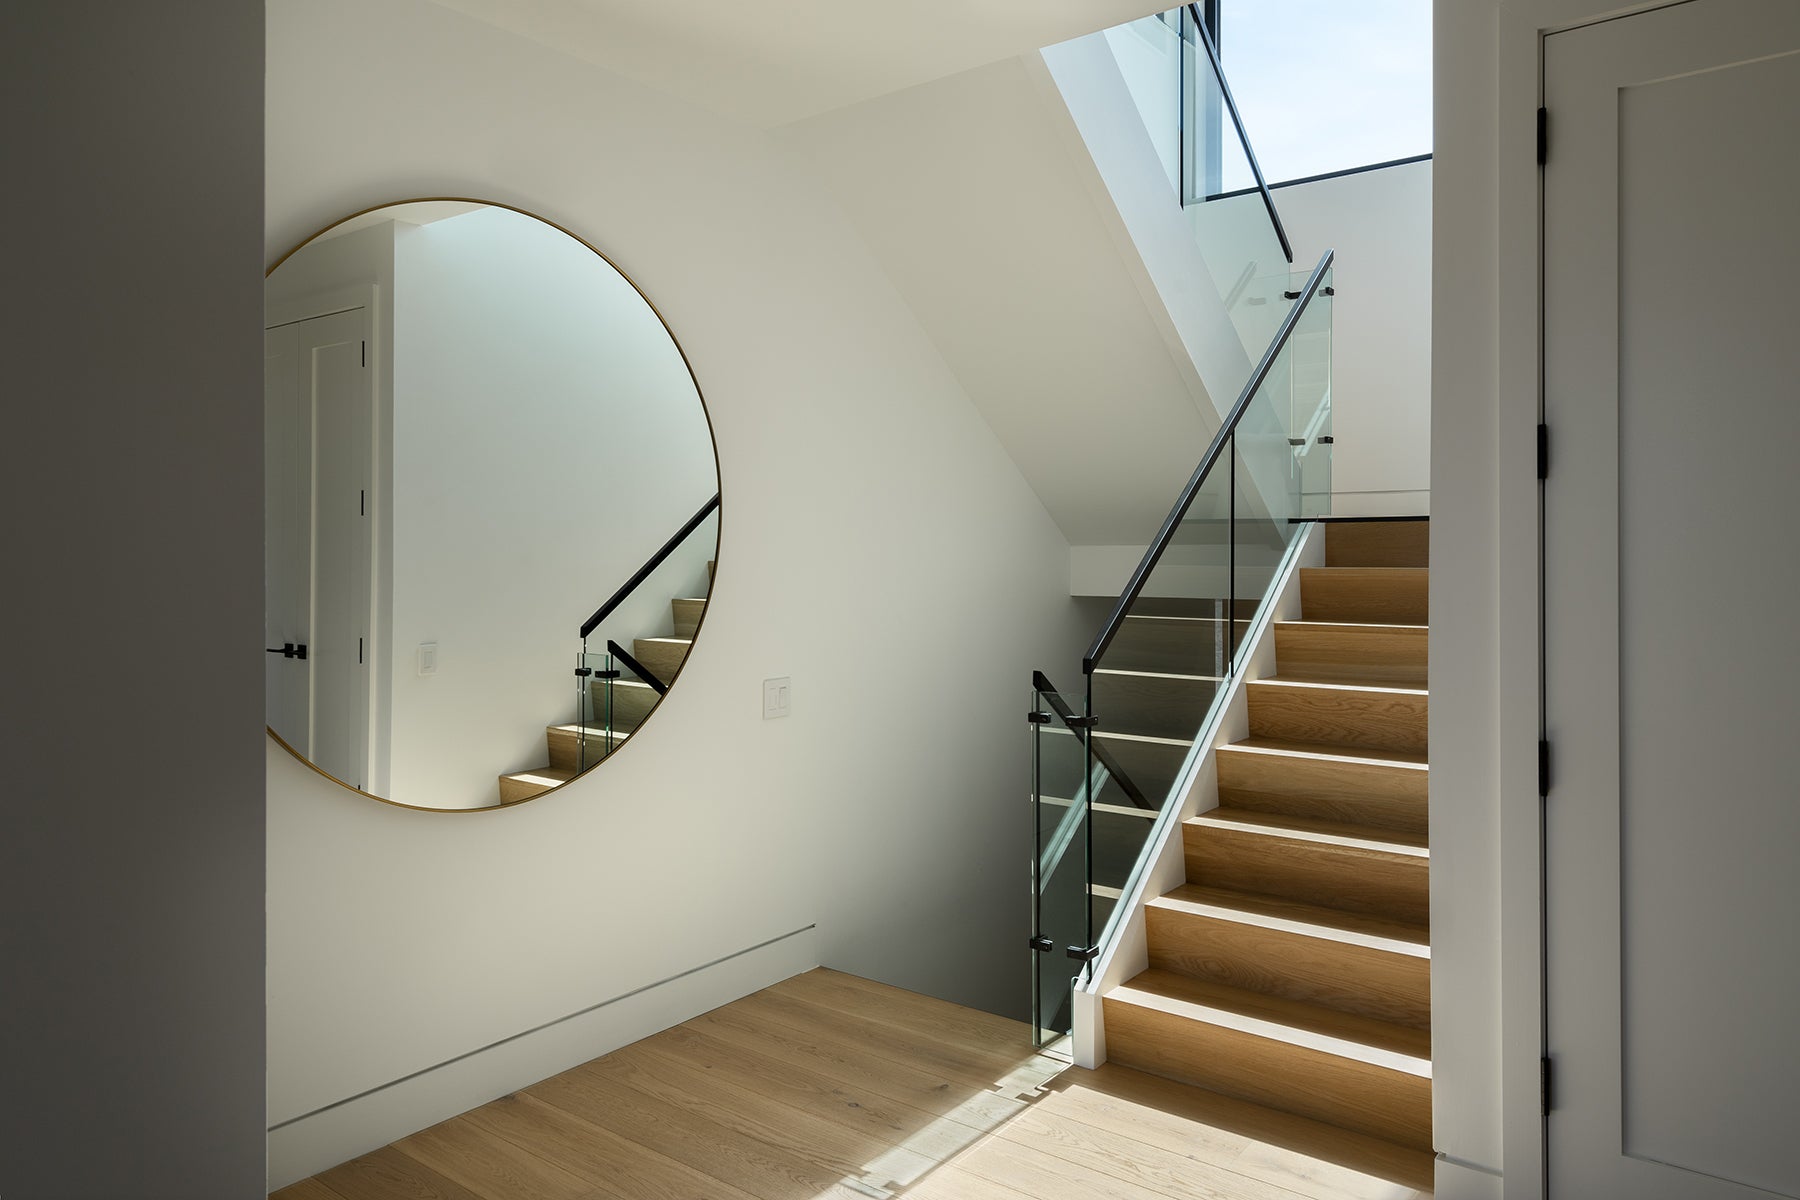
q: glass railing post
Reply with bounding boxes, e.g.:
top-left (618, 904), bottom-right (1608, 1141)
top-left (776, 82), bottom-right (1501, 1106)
top-left (575, 639), bottom-right (590, 774)
top-left (1228, 437), bottom-right (1238, 667)
top-left (1029, 686), bottom-right (1044, 1044)
top-left (1081, 672), bottom-right (1096, 977)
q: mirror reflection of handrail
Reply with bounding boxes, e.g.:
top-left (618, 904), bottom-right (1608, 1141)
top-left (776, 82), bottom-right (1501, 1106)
top-left (1185, 2), bottom-right (1293, 264)
top-left (607, 639), bottom-right (668, 696)
top-left (1032, 671), bottom-right (1154, 810)
top-left (579, 492), bottom-right (720, 639)
top-left (1084, 248), bottom-right (1334, 673)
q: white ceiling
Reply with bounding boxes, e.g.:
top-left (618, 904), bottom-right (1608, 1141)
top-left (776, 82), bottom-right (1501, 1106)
top-left (428, 0), bottom-right (1170, 128)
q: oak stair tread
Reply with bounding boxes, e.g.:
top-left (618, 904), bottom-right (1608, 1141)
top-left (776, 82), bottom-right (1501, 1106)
top-left (1324, 518), bottom-right (1429, 568)
top-left (1299, 567), bottom-right (1429, 626)
top-left (1109, 969), bottom-right (1432, 1075)
top-left (1251, 677), bottom-right (1429, 698)
top-left (501, 766), bottom-right (574, 786)
top-left (1189, 809), bottom-right (1430, 857)
top-left (1272, 622), bottom-right (1429, 686)
top-left (497, 765), bottom-right (574, 804)
top-left (1276, 620), bottom-right (1431, 631)
top-left (670, 597), bottom-right (707, 638)
top-left (1152, 884), bottom-right (1430, 953)
top-left (1246, 675), bottom-right (1428, 757)
top-left (1218, 736), bottom-right (1428, 770)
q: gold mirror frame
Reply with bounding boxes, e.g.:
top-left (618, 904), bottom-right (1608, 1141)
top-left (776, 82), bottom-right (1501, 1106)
top-left (265, 197), bottom-right (721, 813)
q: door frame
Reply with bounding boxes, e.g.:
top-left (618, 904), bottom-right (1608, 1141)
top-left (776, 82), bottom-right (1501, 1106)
top-left (1536, 4), bottom-right (1800, 1196)
top-left (1496, 2), bottom-right (1763, 1196)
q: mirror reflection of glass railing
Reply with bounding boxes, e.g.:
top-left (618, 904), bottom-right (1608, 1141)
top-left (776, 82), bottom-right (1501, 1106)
top-left (264, 200), bottom-right (719, 811)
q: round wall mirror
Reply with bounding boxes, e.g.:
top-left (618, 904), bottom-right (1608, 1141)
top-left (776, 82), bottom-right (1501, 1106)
top-left (265, 200), bottom-right (719, 811)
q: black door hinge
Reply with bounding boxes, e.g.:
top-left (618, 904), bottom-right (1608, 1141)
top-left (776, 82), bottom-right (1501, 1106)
top-left (361, 340), bottom-right (367, 368)
top-left (1066, 945), bottom-right (1099, 962)
top-left (1537, 424), bottom-right (1549, 480)
top-left (1541, 1056), bottom-right (1554, 1114)
top-left (1028, 934), bottom-right (1053, 953)
top-left (358, 637), bottom-right (365, 665)
top-left (1539, 739), bottom-right (1551, 797)
top-left (1537, 107), bottom-right (1548, 165)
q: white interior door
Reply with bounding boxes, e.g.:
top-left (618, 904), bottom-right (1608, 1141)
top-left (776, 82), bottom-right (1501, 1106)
top-left (265, 324), bottom-right (308, 744)
top-left (265, 307), bottom-right (372, 788)
top-left (1543, 2), bottom-right (1800, 1197)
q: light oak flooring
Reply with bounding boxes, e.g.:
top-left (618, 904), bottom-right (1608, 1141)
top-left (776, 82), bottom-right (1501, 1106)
top-left (273, 968), bottom-right (1433, 1200)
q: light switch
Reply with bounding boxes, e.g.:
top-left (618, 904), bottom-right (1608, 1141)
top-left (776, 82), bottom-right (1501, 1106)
top-left (763, 676), bottom-right (791, 719)
top-left (418, 642), bottom-right (438, 677)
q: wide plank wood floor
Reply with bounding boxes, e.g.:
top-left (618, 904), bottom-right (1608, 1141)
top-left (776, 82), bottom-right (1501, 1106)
top-left (274, 968), bottom-right (1433, 1200)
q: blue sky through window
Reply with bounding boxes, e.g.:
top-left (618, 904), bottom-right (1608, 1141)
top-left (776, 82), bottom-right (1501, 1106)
top-left (1218, 0), bottom-right (1432, 188)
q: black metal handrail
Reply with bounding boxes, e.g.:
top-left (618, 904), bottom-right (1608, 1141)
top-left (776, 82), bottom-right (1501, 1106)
top-left (579, 493), bottom-right (720, 639)
top-left (1032, 671), bottom-right (1153, 810)
top-left (607, 640), bottom-right (668, 696)
top-left (1083, 247), bottom-right (1334, 673)
top-left (1185, 3), bottom-right (1293, 265)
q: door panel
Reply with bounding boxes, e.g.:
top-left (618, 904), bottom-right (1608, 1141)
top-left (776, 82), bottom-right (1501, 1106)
top-left (264, 307), bottom-right (371, 787)
top-left (309, 326), bottom-right (370, 788)
top-left (1543, 3), bottom-right (1800, 1197)
top-left (265, 324), bottom-right (307, 746)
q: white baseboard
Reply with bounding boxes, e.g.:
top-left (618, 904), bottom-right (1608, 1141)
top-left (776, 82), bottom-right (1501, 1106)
top-left (266, 924), bottom-right (819, 1190)
top-left (1435, 1155), bottom-right (1505, 1200)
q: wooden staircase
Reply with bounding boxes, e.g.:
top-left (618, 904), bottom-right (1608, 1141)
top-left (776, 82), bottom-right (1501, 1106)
top-left (498, 564), bottom-right (713, 804)
top-left (1101, 519), bottom-right (1433, 1158)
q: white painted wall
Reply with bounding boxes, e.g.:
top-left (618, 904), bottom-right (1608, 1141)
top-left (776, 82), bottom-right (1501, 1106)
top-left (781, 52), bottom-right (1225, 549)
top-left (0, 3), bottom-right (268, 1196)
top-left (1278, 160), bottom-right (1433, 516)
top-left (1430, 2), bottom-right (1509, 1193)
top-left (266, 0), bottom-right (1088, 1182)
top-left (386, 205), bottom-right (717, 807)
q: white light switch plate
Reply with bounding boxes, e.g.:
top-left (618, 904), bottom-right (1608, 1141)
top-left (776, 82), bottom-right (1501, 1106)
top-left (763, 676), bottom-right (791, 719)
top-left (418, 642), bottom-right (438, 677)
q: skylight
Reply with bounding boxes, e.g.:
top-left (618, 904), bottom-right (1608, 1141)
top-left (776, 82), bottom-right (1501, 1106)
top-left (1218, 0), bottom-right (1433, 188)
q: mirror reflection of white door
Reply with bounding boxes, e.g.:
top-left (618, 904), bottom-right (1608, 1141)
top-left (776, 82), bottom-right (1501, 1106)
top-left (1543, 2), bottom-right (1800, 1196)
top-left (264, 306), bottom-right (372, 788)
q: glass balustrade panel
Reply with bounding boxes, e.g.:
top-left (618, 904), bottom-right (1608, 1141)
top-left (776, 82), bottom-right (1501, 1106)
top-left (1031, 679), bottom-right (1102, 1045)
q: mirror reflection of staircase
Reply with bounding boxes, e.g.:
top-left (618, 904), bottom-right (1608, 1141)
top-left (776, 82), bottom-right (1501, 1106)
top-left (497, 562), bottom-right (714, 805)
